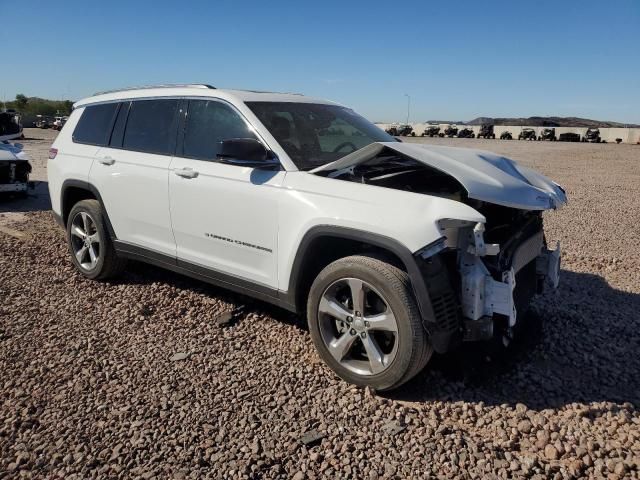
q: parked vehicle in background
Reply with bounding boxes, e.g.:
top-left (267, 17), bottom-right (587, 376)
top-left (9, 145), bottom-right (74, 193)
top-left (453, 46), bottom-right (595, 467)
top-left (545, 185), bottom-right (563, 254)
top-left (48, 84), bottom-right (566, 391)
top-left (582, 128), bottom-right (602, 143)
top-left (457, 127), bottom-right (475, 138)
top-left (476, 124), bottom-right (495, 139)
top-left (500, 131), bottom-right (513, 140)
top-left (538, 128), bottom-right (556, 141)
top-left (53, 116), bottom-right (69, 131)
top-left (422, 125), bottom-right (440, 137)
top-left (558, 132), bottom-right (581, 142)
top-left (35, 115), bottom-right (54, 129)
top-left (518, 128), bottom-right (537, 141)
top-left (0, 111), bottom-right (23, 141)
top-left (385, 124), bottom-right (399, 135)
top-left (443, 125), bottom-right (458, 137)
top-left (385, 124), bottom-right (413, 137)
top-left (0, 141), bottom-right (32, 197)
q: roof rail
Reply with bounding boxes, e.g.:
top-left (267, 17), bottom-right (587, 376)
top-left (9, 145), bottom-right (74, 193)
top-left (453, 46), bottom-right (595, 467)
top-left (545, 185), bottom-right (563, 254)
top-left (93, 84), bottom-right (216, 96)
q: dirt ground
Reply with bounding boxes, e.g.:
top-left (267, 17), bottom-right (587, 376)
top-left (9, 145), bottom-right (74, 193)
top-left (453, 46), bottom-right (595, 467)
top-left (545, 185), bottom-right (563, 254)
top-left (1, 128), bottom-right (639, 478)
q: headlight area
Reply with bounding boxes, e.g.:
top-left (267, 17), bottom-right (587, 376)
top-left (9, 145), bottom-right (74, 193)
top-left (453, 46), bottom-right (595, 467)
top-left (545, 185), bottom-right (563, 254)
top-left (416, 216), bottom-right (562, 348)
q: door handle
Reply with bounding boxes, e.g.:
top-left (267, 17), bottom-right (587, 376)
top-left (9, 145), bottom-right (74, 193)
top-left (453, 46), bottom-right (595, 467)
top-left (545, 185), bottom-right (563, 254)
top-left (174, 168), bottom-right (199, 179)
top-left (98, 156), bottom-right (115, 166)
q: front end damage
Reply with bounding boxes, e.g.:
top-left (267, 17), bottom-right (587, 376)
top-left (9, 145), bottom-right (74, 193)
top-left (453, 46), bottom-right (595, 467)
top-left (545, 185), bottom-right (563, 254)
top-left (437, 213), bottom-right (560, 345)
top-left (312, 141), bottom-right (566, 350)
top-left (0, 142), bottom-right (32, 194)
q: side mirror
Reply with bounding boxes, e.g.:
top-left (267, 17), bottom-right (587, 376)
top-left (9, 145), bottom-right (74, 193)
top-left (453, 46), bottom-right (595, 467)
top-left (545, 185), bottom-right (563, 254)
top-left (216, 138), bottom-right (280, 170)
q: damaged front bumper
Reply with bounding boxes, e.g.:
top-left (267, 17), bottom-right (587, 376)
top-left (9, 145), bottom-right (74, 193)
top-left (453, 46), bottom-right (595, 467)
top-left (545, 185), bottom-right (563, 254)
top-left (0, 146), bottom-right (32, 194)
top-left (0, 164), bottom-right (29, 193)
top-left (459, 223), bottom-right (561, 342)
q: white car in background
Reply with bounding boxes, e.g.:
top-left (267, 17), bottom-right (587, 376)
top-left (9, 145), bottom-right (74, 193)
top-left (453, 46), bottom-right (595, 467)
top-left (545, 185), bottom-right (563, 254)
top-left (47, 84), bottom-right (565, 391)
top-left (0, 141), bottom-right (32, 195)
top-left (53, 116), bottom-right (69, 131)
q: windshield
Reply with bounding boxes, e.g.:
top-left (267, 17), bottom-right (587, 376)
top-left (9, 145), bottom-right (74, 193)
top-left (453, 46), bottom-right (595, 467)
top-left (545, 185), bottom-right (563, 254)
top-left (246, 102), bottom-right (394, 170)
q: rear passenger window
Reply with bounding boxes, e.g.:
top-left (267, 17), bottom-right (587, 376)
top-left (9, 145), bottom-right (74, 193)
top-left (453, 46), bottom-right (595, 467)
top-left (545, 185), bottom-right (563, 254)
top-left (182, 100), bottom-right (256, 160)
top-left (109, 102), bottom-right (130, 147)
top-left (72, 103), bottom-right (118, 145)
top-left (123, 99), bottom-right (179, 155)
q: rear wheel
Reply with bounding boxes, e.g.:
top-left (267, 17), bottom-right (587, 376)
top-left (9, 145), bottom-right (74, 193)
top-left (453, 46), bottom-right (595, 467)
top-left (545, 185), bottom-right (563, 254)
top-left (307, 255), bottom-right (432, 391)
top-left (67, 199), bottom-right (126, 280)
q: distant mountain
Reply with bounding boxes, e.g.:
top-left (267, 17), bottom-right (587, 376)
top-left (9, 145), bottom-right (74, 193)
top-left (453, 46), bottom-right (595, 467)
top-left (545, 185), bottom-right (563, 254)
top-left (464, 116), bottom-right (639, 128)
top-left (423, 120), bottom-right (465, 125)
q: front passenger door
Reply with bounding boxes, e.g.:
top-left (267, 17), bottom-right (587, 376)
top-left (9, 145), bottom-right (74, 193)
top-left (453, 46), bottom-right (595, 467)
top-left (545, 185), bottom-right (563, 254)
top-left (168, 99), bottom-right (284, 289)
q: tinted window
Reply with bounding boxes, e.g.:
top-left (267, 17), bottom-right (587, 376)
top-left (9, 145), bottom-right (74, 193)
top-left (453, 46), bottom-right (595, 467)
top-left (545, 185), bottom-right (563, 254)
top-left (109, 101), bottom-right (130, 147)
top-left (123, 99), bottom-right (179, 155)
top-left (73, 103), bottom-right (118, 145)
top-left (182, 100), bottom-right (256, 160)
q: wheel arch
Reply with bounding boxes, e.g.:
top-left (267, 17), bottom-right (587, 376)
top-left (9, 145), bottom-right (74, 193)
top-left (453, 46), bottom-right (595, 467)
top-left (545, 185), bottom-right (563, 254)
top-left (60, 179), bottom-right (117, 239)
top-left (283, 225), bottom-right (436, 327)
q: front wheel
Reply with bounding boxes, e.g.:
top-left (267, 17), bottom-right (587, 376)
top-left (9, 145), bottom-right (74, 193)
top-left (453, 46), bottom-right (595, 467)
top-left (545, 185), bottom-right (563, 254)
top-left (67, 199), bottom-right (127, 280)
top-left (307, 255), bottom-right (432, 391)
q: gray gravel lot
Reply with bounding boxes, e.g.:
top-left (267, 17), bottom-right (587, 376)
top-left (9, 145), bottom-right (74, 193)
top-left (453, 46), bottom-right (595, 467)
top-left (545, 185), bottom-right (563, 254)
top-left (1, 129), bottom-right (639, 478)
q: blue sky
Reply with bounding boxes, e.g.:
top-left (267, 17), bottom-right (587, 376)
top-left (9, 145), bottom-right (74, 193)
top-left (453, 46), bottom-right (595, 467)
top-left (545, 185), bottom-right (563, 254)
top-left (2, 0), bottom-right (639, 123)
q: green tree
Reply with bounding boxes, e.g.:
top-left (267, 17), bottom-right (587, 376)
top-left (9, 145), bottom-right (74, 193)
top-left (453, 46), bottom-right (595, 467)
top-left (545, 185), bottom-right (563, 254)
top-left (63, 100), bottom-right (73, 115)
top-left (15, 94), bottom-right (28, 110)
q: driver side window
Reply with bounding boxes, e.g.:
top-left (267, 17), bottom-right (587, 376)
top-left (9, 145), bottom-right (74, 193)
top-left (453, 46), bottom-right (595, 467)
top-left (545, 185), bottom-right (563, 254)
top-left (182, 100), bottom-right (257, 161)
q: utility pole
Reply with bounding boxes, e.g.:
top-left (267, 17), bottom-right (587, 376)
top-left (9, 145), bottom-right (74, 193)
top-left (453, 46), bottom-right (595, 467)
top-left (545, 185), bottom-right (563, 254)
top-left (404, 94), bottom-right (410, 125)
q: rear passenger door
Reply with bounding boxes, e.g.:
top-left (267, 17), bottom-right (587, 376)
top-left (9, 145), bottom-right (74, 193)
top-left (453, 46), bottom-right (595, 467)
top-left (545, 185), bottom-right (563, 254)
top-left (90, 99), bottom-right (180, 257)
top-left (168, 98), bottom-right (284, 289)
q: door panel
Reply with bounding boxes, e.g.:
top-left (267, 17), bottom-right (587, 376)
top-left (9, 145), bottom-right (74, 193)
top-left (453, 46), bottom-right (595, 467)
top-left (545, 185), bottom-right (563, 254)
top-left (89, 99), bottom-right (179, 257)
top-left (169, 161), bottom-right (283, 288)
top-left (168, 98), bottom-right (282, 288)
top-left (90, 148), bottom-right (175, 256)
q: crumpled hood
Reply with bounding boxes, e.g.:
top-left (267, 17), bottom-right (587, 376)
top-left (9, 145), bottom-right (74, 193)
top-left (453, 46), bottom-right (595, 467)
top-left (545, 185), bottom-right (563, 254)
top-left (311, 142), bottom-right (567, 210)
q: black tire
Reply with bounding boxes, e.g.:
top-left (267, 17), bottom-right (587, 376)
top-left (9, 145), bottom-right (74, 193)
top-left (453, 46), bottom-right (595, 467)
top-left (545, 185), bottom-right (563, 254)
top-left (66, 199), bottom-right (126, 280)
top-left (307, 255), bottom-right (432, 391)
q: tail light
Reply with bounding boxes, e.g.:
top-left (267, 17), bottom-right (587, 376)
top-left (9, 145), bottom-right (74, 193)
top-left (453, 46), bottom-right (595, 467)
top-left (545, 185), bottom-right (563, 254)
top-left (48, 148), bottom-right (58, 160)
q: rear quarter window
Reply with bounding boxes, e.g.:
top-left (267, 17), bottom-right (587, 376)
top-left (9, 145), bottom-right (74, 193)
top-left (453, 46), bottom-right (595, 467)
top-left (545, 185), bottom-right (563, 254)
top-left (72, 103), bottom-right (119, 146)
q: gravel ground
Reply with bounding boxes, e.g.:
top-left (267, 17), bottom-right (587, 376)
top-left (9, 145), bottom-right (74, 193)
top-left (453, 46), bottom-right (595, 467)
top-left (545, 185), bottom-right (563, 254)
top-left (1, 129), bottom-right (639, 479)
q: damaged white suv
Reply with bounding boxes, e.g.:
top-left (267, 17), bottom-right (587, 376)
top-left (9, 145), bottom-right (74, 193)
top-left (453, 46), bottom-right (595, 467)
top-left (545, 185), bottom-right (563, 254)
top-left (48, 84), bottom-right (565, 391)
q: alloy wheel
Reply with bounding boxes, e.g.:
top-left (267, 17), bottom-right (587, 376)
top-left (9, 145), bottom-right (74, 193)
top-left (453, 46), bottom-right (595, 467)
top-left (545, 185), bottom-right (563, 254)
top-left (318, 278), bottom-right (399, 376)
top-left (70, 211), bottom-right (101, 271)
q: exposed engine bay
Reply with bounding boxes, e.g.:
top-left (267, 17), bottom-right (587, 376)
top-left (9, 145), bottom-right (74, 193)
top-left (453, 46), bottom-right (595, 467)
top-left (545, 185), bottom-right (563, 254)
top-left (318, 147), bottom-right (468, 202)
top-left (315, 145), bottom-right (562, 345)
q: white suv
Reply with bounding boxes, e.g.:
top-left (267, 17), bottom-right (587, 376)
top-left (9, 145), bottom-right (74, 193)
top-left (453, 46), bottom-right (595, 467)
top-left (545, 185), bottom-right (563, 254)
top-left (48, 84), bottom-right (565, 391)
